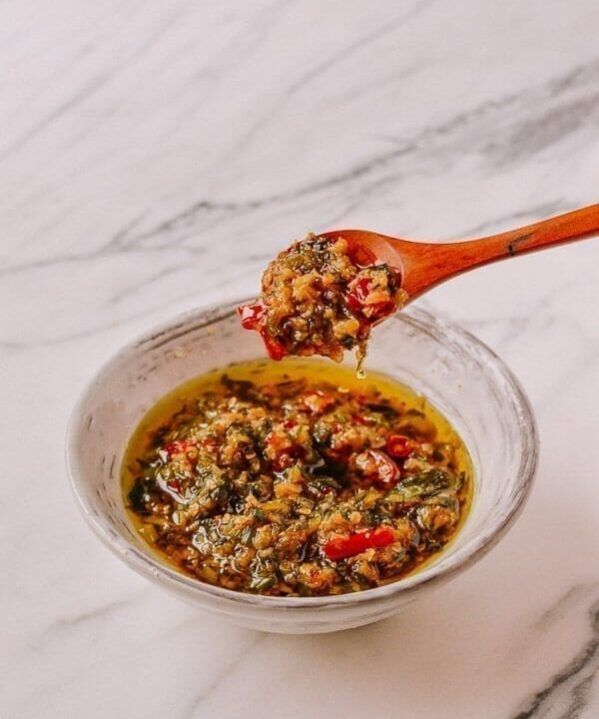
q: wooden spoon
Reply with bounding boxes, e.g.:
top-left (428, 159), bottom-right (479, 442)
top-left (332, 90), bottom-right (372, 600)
top-left (320, 204), bottom-right (599, 301)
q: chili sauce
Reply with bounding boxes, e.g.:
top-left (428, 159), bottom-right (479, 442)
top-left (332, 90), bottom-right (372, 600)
top-left (122, 359), bottom-right (473, 596)
top-left (238, 235), bottom-right (408, 365)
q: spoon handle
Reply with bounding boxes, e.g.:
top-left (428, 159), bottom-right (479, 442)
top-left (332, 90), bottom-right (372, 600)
top-left (400, 204), bottom-right (599, 297)
top-left (467, 203), bottom-right (599, 260)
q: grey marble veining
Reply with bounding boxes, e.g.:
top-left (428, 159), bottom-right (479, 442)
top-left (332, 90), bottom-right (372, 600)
top-left (1, 1), bottom-right (599, 718)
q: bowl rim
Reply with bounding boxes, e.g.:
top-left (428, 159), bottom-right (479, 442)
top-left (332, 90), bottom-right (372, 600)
top-left (66, 299), bottom-right (539, 610)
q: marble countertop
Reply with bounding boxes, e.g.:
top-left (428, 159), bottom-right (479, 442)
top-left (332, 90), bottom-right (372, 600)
top-left (2, 1), bottom-right (599, 717)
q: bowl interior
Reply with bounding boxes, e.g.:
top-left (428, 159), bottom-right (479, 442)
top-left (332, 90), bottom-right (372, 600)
top-left (67, 302), bottom-right (537, 607)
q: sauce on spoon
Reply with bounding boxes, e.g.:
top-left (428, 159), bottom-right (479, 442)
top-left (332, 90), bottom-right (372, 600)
top-left (238, 233), bottom-right (408, 365)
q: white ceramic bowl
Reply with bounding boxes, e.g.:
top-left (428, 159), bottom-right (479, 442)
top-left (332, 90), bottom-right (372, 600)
top-left (67, 300), bottom-right (538, 633)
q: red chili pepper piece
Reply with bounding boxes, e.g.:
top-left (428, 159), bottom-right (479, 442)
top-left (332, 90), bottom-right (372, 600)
top-left (238, 300), bottom-right (287, 359)
top-left (346, 278), bottom-right (395, 320)
top-left (323, 527), bottom-right (395, 561)
top-left (238, 301), bottom-right (265, 330)
top-left (167, 479), bottom-right (182, 493)
top-left (163, 439), bottom-right (193, 457)
top-left (368, 299), bottom-right (396, 320)
top-left (261, 333), bottom-right (287, 361)
top-left (386, 434), bottom-right (412, 459)
top-left (346, 277), bottom-right (372, 314)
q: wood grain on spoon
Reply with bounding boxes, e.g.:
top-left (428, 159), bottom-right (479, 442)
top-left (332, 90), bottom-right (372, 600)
top-left (320, 204), bottom-right (599, 301)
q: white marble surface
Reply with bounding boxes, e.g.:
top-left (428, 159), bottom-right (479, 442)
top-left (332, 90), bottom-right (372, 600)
top-left (2, 1), bottom-right (599, 717)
